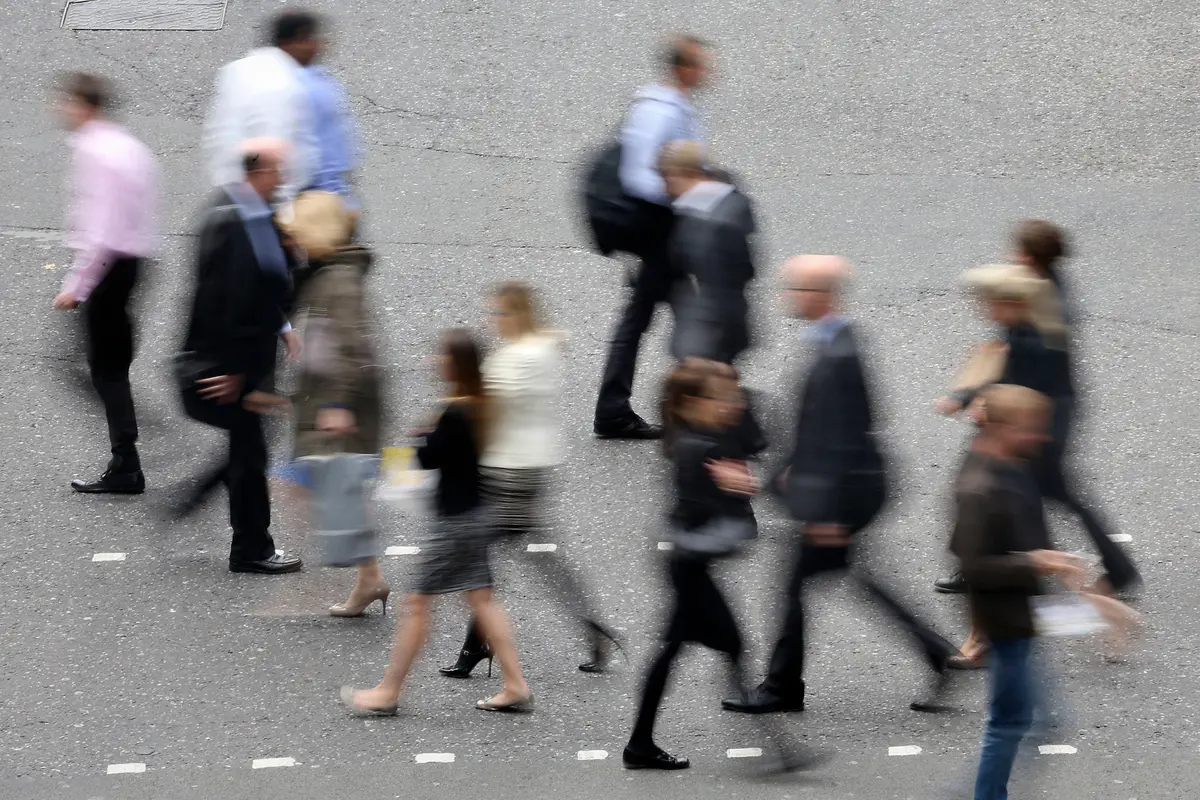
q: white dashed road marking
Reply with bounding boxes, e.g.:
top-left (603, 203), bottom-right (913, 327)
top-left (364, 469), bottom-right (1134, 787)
top-left (726, 747), bottom-right (763, 759)
top-left (106, 763), bottom-right (146, 774)
top-left (1108, 533), bottom-right (1133, 543)
top-left (385, 546), bottom-right (421, 556)
top-left (577, 750), bottom-right (608, 760)
top-left (657, 541), bottom-right (674, 551)
top-left (92, 552), bottom-right (127, 562)
top-left (526, 543), bottom-right (558, 552)
top-left (888, 746), bottom-right (922, 756)
top-left (1038, 744), bottom-right (1078, 755)
top-left (415, 753), bottom-right (455, 763)
top-left (252, 757), bottom-right (296, 769)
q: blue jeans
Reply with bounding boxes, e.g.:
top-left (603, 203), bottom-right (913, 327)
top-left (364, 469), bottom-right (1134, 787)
top-left (974, 637), bottom-right (1036, 800)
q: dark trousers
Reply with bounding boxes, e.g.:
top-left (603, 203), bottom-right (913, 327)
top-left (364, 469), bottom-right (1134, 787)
top-left (82, 257), bottom-right (140, 464)
top-left (763, 542), bottom-right (956, 700)
top-left (594, 202), bottom-right (678, 422)
top-left (182, 391), bottom-right (276, 563)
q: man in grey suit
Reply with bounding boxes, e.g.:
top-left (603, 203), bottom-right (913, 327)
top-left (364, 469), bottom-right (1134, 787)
top-left (660, 141), bottom-right (756, 365)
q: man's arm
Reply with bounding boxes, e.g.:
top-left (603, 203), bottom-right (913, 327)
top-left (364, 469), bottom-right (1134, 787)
top-left (617, 99), bottom-right (674, 204)
top-left (60, 149), bottom-right (112, 303)
top-left (950, 488), bottom-right (1040, 592)
top-left (203, 65), bottom-right (242, 188)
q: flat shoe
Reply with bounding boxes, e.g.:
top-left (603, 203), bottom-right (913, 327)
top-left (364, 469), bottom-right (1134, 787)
top-left (339, 685), bottom-right (398, 716)
top-left (476, 692), bottom-right (533, 713)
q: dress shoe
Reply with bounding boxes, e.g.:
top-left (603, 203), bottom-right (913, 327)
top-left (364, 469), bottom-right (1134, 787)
top-left (329, 584), bottom-right (390, 617)
top-left (594, 414), bottom-right (663, 440)
top-left (622, 745), bottom-right (690, 771)
top-left (71, 466), bottom-right (145, 495)
top-left (229, 551), bottom-right (303, 575)
top-left (476, 692), bottom-right (534, 713)
top-left (934, 571), bottom-right (967, 594)
top-left (721, 686), bottom-right (805, 714)
top-left (910, 668), bottom-right (951, 713)
top-left (578, 620), bottom-right (627, 673)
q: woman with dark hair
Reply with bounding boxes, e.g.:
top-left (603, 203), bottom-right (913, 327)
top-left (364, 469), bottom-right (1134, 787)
top-left (439, 282), bottom-right (623, 677)
top-left (340, 329), bottom-right (532, 714)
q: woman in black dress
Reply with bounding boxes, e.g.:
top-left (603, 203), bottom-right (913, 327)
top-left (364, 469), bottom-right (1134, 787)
top-left (340, 329), bottom-right (532, 714)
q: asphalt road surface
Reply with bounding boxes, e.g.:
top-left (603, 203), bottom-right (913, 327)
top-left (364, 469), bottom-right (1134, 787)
top-left (2, 1), bottom-right (1197, 798)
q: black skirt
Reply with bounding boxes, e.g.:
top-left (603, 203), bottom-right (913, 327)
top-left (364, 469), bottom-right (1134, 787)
top-left (664, 555), bottom-right (742, 655)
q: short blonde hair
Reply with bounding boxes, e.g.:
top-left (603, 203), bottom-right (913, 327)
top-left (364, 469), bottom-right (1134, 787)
top-left (962, 263), bottom-right (1067, 347)
top-left (981, 384), bottom-right (1051, 427)
top-left (286, 191), bottom-right (353, 260)
top-left (495, 281), bottom-right (539, 336)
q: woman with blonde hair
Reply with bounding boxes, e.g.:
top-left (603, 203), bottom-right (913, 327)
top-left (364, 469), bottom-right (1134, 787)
top-left (439, 282), bottom-right (623, 678)
top-left (341, 328), bottom-right (532, 713)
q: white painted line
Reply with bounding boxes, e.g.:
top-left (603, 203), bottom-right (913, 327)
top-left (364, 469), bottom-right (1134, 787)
top-left (657, 541), bottom-right (674, 551)
top-left (1108, 533), bottom-right (1133, 544)
top-left (252, 757), bottom-right (296, 769)
top-left (577, 750), bottom-right (608, 761)
top-left (385, 546), bottom-right (421, 556)
top-left (92, 552), bottom-right (127, 562)
top-left (106, 763), bottom-right (146, 775)
top-left (726, 747), bottom-right (763, 759)
top-left (414, 753), bottom-right (455, 764)
top-left (526, 543), bottom-right (558, 553)
top-left (888, 745), bottom-right (922, 757)
top-left (1038, 744), bottom-right (1077, 755)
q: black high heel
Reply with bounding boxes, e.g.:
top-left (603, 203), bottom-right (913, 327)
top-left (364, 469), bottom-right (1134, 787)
top-left (579, 621), bottom-right (627, 673)
top-left (439, 648), bottom-right (493, 679)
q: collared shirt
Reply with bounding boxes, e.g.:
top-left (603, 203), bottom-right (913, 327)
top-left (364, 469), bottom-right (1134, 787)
top-left (203, 47), bottom-right (319, 203)
top-left (299, 65), bottom-right (358, 205)
top-left (806, 313), bottom-right (848, 346)
top-left (618, 84), bottom-right (703, 206)
top-left (224, 182), bottom-right (289, 277)
top-left (672, 180), bottom-right (734, 215)
top-left (63, 120), bottom-right (158, 302)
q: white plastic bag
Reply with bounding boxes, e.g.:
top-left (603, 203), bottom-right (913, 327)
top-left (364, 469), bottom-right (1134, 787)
top-left (375, 446), bottom-right (438, 514)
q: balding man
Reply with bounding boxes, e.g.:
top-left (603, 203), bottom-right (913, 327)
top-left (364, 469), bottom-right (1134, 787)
top-left (724, 256), bottom-right (956, 714)
top-left (661, 141), bottom-right (755, 364)
top-left (176, 141), bottom-right (303, 575)
top-left (593, 35), bottom-right (712, 439)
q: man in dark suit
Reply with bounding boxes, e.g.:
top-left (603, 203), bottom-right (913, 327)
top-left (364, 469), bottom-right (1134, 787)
top-left (660, 141), bottom-right (755, 365)
top-left (723, 255), bottom-right (956, 714)
top-left (178, 139), bottom-right (302, 575)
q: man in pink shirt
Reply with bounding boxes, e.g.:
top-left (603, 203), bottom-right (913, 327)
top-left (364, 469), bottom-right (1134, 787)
top-left (53, 73), bottom-right (157, 494)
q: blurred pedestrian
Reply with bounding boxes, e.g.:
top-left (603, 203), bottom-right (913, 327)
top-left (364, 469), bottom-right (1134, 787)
top-left (297, 30), bottom-right (360, 207)
top-left (724, 256), bottom-right (957, 715)
top-left (204, 9), bottom-right (322, 204)
top-left (439, 282), bottom-right (623, 679)
top-left (53, 73), bottom-right (157, 494)
top-left (282, 191), bottom-right (386, 613)
top-left (341, 329), bottom-right (532, 714)
top-left (175, 140), bottom-right (303, 575)
top-left (592, 35), bottom-right (712, 440)
top-left (661, 141), bottom-right (756, 364)
top-left (950, 384), bottom-right (1086, 799)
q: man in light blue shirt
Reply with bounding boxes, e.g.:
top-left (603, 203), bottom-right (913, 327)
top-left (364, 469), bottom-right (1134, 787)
top-left (299, 64), bottom-right (359, 207)
top-left (594, 35), bottom-right (712, 440)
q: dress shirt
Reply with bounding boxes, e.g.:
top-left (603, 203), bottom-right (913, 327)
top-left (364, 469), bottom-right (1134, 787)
top-left (618, 84), bottom-right (703, 206)
top-left (63, 120), bottom-right (157, 301)
top-left (299, 66), bottom-right (358, 205)
top-left (806, 312), bottom-right (848, 346)
top-left (672, 180), bottom-right (734, 215)
top-left (203, 47), bottom-right (318, 203)
top-left (479, 333), bottom-right (560, 469)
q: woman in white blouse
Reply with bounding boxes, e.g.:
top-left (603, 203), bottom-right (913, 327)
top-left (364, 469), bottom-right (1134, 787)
top-left (438, 281), bottom-right (623, 678)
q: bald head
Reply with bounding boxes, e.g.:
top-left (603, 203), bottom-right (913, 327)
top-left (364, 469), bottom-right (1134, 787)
top-left (240, 137), bottom-right (288, 201)
top-left (781, 255), bottom-right (851, 321)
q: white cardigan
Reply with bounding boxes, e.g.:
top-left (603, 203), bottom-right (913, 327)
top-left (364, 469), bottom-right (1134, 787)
top-left (481, 333), bottom-right (560, 470)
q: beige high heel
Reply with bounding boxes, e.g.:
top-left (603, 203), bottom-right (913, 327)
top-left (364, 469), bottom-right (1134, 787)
top-left (329, 584), bottom-right (391, 617)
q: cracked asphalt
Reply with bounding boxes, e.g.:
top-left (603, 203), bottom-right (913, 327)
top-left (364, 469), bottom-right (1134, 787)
top-left (1, 1), bottom-right (1196, 798)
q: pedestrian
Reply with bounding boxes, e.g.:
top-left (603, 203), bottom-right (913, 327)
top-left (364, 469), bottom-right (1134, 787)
top-left (438, 282), bottom-right (623, 679)
top-left (950, 383), bottom-right (1086, 799)
top-left (296, 31), bottom-right (359, 206)
top-left (52, 73), bottom-right (157, 495)
top-left (340, 329), bottom-right (532, 715)
top-left (204, 9), bottom-right (323, 204)
top-left (592, 35), bottom-right (712, 440)
top-left (281, 191), bottom-right (387, 614)
top-left (175, 140), bottom-right (304, 575)
top-left (723, 255), bottom-right (957, 715)
top-left (661, 141), bottom-right (756, 365)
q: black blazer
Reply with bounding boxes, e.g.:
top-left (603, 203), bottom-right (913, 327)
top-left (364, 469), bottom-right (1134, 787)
top-left (669, 188), bottom-right (756, 363)
top-left (180, 188), bottom-right (293, 395)
top-left (783, 322), bottom-right (885, 527)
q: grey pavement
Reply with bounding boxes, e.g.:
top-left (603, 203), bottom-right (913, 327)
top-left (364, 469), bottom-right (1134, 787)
top-left (2, 1), bottom-right (1197, 798)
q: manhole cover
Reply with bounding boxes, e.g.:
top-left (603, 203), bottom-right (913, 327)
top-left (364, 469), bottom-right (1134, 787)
top-left (61, 0), bottom-right (228, 31)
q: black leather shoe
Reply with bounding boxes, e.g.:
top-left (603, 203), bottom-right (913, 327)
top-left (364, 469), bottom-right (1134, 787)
top-left (934, 571), bottom-right (967, 594)
top-left (71, 467), bottom-right (145, 495)
top-left (594, 414), bottom-right (663, 440)
top-left (910, 668), bottom-right (951, 713)
top-left (622, 746), bottom-right (690, 771)
top-left (229, 552), bottom-right (303, 575)
top-left (722, 686), bottom-right (805, 714)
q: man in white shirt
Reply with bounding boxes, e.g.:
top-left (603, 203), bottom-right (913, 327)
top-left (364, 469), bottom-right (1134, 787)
top-left (203, 10), bottom-right (323, 203)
